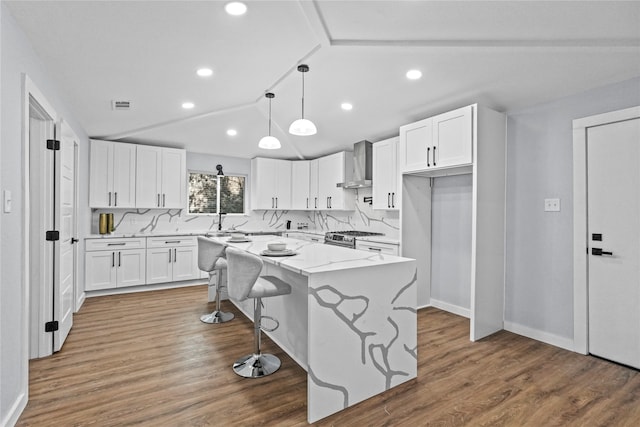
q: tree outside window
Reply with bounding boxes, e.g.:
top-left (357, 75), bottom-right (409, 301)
top-left (188, 172), bottom-right (245, 214)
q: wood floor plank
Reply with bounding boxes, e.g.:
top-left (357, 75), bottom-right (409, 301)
top-left (17, 286), bottom-right (640, 426)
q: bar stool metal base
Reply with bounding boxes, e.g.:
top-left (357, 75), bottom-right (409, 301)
top-left (200, 310), bottom-right (234, 324)
top-left (233, 353), bottom-right (281, 378)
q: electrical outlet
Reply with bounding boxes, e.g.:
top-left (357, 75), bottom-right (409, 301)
top-left (3, 190), bottom-right (12, 213)
top-left (544, 198), bottom-right (560, 212)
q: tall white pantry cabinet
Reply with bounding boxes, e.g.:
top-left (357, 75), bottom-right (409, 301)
top-left (399, 104), bottom-right (506, 342)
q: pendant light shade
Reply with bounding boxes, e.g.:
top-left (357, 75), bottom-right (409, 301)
top-left (258, 92), bottom-right (281, 150)
top-left (289, 64), bottom-right (317, 136)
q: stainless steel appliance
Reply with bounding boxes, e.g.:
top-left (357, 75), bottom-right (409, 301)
top-left (324, 230), bottom-right (384, 248)
top-left (337, 140), bottom-right (373, 188)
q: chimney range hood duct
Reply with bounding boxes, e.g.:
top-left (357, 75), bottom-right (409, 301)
top-left (338, 140), bottom-right (373, 189)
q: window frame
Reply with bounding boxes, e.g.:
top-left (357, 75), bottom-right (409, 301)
top-left (187, 169), bottom-right (248, 216)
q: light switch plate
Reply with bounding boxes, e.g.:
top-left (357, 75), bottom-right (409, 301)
top-left (3, 190), bottom-right (12, 213)
top-left (544, 198), bottom-right (560, 212)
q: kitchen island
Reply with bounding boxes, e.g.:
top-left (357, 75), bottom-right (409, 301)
top-left (211, 235), bottom-right (417, 423)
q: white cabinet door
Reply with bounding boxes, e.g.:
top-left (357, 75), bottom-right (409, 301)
top-left (291, 161), bottom-right (311, 210)
top-left (136, 145), bottom-right (162, 208)
top-left (161, 148), bottom-right (186, 208)
top-left (432, 105), bottom-right (473, 169)
top-left (274, 159), bottom-right (292, 209)
top-left (309, 159), bottom-right (319, 210)
top-left (111, 143), bottom-right (136, 208)
top-left (172, 246), bottom-right (199, 281)
top-left (89, 140), bottom-right (113, 208)
top-left (399, 117), bottom-right (432, 173)
top-left (373, 137), bottom-right (399, 210)
top-left (146, 247), bottom-right (173, 284)
top-left (85, 250), bottom-right (116, 290)
top-left (318, 152), bottom-right (354, 210)
top-left (116, 249), bottom-right (146, 288)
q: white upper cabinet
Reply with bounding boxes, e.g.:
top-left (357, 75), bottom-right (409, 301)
top-left (136, 146), bottom-right (186, 209)
top-left (399, 118), bottom-right (432, 173)
top-left (89, 139), bottom-right (136, 208)
top-left (432, 105), bottom-right (473, 169)
top-left (309, 159), bottom-right (320, 210)
top-left (317, 151), bottom-right (354, 210)
top-left (372, 136), bottom-right (399, 210)
top-left (291, 161), bottom-right (311, 210)
top-left (251, 158), bottom-right (292, 210)
top-left (399, 105), bottom-right (473, 174)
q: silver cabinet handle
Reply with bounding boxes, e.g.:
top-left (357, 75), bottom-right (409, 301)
top-left (165, 240), bottom-right (181, 244)
top-left (169, 249), bottom-right (172, 263)
top-left (114, 192), bottom-right (118, 206)
top-left (108, 191), bottom-right (112, 206)
top-left (306, 198), bottom-right (309, 209)
top-left (118, 251), bottom-right (121, 267)
top-left (391, 192), bottom-right (395, 208)
top-left (157, 194), bottom-right (160, 207)
top-left (314, 197), bottom-right (318, 209)
top-left (329, 197), bottom-right (332, 208)
top-left (163, 194), bottom-right (166, 207)
top-left (427, 147), bottom-right (430, 167)
top-left (368, 247), bottom-right (382, 252)
top-left (107, 243), bottom-right (126, 246)
top-left (327, 197), bottom-right (330, 208)
top-left (271, 197), bottom-right (274, 209)
top-left (275, 197), bottom-right (278, 209)
top-left (112, 252), bottom-right (115, 267)
top-left (388, 193), bottom-right (391, 208)
top-left (174, 248), bottom-right (177, 262)
top-left (433, 146), bottom-right (437, 166)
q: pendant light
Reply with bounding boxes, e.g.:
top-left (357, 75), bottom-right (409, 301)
top-left (289, 64), bottom-right (317, 136)
top-left (258, 92), bottom-right (281, 150)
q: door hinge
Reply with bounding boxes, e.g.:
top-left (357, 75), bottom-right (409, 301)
top-left (46, 230), bottom-right (60, 241)
top-left (46, 139), bottom-right (60, 150)
top-left (45, 321), bottom-right (59, 332)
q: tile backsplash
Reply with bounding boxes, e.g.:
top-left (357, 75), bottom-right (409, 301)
top-left (93, 187), bottom-right (399, 238)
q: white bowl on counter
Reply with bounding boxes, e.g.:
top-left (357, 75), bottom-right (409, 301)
top-left (267, 241), bottom-right (287, 252)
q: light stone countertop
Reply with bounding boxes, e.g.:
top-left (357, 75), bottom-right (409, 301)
top-left (213, 234), bottom-right (412, 276)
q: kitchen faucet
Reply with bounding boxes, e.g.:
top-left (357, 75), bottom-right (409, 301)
top-left (218, 212), bottom-right (226, 231)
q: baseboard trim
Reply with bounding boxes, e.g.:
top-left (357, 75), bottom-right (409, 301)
top-left (504, 321), bottom-right (575, 352)
top-left (3, 390), bottom-right (27, 427)
top-left (75, 291), bottom-right (86, 313)
top-left (86, 280), bottom-right (207, 298)
top-left (429, 299), bottom-right (470, 318)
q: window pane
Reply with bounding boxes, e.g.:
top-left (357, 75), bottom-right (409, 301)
top-left (220, 176), bottom-right (245, 214)
top-left (189, 172), bottom-right (217, 214)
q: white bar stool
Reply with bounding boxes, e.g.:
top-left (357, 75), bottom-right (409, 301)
top-left (197, 237), bottom-right (234, 324)
top-left (225, 247), bottom-right (292, 378)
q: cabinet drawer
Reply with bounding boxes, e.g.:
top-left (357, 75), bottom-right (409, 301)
top-left (86, 237), bottom-right (146, 251)
top-left (146, 236), bottom-right (197, 248)
top-left (355, 241), bottom-right (399, 256)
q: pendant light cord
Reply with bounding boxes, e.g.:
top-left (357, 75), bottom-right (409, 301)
top-left (268, 96), bottom-right (272, 136)
top-left (301, 71), bottom-right (305, 119)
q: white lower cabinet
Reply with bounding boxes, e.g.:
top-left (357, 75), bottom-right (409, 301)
top-left (355, 240), bottom-right (399, 256)
top-left (85, 238), bottom-right (146, 290)
top-left (146, 236), bottom-right (199, 284)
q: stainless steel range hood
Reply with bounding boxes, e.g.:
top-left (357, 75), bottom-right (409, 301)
top-left (338, 140), bottom-right (372, 188)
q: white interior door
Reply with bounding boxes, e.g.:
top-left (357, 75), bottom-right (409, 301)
top-left (53, 120), bottom-right (77, 351)
top-left (587, 117), bottom-right (640, 368)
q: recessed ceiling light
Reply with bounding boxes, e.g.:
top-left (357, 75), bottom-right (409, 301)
top-left (182, 102), bottom-right (195, 109)
top-left (226, 129), bottom-right (237, 136)
top-left (406, 69), bottom-right (422, 80)
top-left (225, 2), bottom-right (247, 16)
top-left (197, 68), bottom-right (213, 77)
top-left (341, 102), bottom-right (353, 111)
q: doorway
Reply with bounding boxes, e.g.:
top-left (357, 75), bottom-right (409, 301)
top-left (573, 106), bottom-right (640, 362)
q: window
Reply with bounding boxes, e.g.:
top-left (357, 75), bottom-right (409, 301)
top-left (188, 172), bottom-right (245, 214)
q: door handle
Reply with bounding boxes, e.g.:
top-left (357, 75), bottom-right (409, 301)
top-left (592, 248), bottom-right (613, 256)
top-left (71, 237), bottom-right (79, 244)
top-left (427, 147), bottom-right (430, 167)
top-left (433, 146), bottom-right (436, 166)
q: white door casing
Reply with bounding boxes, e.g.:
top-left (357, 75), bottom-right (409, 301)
top-left (573, 106), bottom-right (640, 355)
top-left (586, 117), bottom-right (640, 368)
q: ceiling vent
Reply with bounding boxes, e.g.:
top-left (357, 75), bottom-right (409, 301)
top-left (111, 100), bottom-right (131, 111)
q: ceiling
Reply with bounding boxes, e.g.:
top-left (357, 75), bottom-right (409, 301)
top-left (5, 1), bottom-right (640, 160)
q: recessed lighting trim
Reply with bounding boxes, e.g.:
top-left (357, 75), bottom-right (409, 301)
top-left (225, 2), bottom-right (247, 16)
top-left (406, 69), bottom-right (422, 80)
top-left (341, 102), bottom-right (353, 111)
top-left (197, 68), bottom-right (213, 77)
top-left (182, 102), bottom-right (195, 109)
top-left (226, 129), bottom-right (237, 136)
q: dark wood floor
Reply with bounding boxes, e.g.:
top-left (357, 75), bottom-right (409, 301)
top-left (17, 285), bottom-right (640, 426)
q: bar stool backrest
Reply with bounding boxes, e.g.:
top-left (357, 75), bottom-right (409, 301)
top-left (197, 237), bottom-right (226, 272)
top-left (225, 247), bottom-right (264, 301)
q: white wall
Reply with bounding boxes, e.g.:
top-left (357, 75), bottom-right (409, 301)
top-left (504, 77), bottom-right (640, 345)
top-left (430, 174), bottom-right (472, 312)
top-left (1, 4), bottom-right (90, 425)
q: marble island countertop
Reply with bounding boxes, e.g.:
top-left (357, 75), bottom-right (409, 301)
top-left (213, 235), bottom-right (411, 276)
